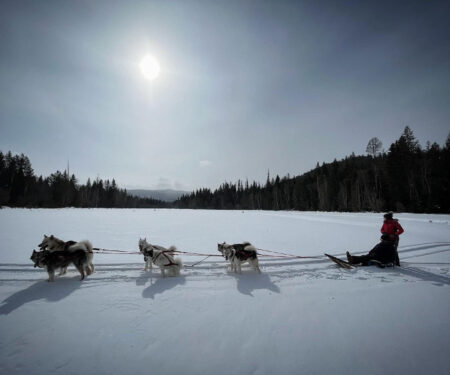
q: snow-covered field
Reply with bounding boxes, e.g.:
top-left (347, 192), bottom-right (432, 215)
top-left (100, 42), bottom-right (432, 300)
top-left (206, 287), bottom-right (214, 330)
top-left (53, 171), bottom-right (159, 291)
top-left (1, 208), bottom-right (449, 375)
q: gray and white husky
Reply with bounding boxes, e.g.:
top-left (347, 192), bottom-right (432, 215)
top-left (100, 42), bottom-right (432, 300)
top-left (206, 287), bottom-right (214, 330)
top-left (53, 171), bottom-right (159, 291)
top-left (38, 234), bottom-right (95, 275)
top-left (138, 238), bottom-right (182, 277)
top-left (30, 249), bottom-right (92, 281)
top-left (218, 242), bottom-right (261, 274)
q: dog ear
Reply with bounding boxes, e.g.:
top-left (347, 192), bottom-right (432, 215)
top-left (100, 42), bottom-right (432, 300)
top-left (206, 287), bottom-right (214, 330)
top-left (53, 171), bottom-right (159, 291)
top-left (44, 234), bottom-right (48, 238)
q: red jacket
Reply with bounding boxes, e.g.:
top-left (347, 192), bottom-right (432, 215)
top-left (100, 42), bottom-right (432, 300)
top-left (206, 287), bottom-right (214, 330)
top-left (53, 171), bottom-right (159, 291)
top-left (381, 219), bottom-right (404, 236)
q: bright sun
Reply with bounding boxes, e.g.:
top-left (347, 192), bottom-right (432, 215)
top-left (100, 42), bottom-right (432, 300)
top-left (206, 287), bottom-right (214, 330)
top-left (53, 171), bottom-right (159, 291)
top-left (139, 54), bottom-right (160, 80)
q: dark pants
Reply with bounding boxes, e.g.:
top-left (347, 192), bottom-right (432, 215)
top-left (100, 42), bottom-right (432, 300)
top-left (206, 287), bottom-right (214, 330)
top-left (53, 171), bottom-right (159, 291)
top-left (393, 236), bottom-right (400, 266)
top-left (381, 234), bottom-right (401, 266)
top-left (350, 253), bottom-right (396, 266)
top-left (350, 240), bottom-right (397, 266)
top-left (349, 254), bottom-right (375, 266)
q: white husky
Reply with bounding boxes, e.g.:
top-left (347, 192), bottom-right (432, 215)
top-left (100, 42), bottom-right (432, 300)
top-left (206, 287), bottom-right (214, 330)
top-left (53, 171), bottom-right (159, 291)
top-left (218, 242), bottom-right (261, 274)
top-left (38, 234), bottom-right (95, 276)
top-left (138, 238), bottom-right (182, 277)
top-left (139, 238), bottom-right (175, 271)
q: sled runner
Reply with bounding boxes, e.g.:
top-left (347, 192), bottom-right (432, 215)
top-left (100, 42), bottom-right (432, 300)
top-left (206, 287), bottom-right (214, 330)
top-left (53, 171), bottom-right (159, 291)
top-left (324, 253), bottom-right (354, 269)
top-left (325, 253), bottom-right (395, 269)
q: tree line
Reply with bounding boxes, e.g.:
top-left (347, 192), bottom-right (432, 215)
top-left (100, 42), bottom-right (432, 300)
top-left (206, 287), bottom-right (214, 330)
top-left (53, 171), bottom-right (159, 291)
top-left (2, 126), bottom-right (448, 212)
top-left (0, 152), bottom-right (167, 208)
top-left (174, 127), bottom-right (450, 213)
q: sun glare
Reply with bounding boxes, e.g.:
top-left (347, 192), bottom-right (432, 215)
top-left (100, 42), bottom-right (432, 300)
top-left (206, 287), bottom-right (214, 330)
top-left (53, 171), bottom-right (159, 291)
top-left (139, 54), bottom-right (160, 80)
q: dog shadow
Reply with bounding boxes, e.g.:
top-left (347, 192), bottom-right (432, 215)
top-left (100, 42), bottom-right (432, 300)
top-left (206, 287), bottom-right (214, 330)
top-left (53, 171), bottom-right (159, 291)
top-left (0, 278), bottom-right (82, 315)
top-left (142, 275), bottom-right (186, 299)
top-left (135, 270), bottom-right (152, 286)
top-left (233, 272), bottom-right (280, 297)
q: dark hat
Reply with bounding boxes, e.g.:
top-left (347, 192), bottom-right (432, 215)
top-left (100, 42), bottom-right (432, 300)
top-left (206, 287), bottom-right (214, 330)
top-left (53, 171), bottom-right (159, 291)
top-left (383, 212), bottom-right (393, 219)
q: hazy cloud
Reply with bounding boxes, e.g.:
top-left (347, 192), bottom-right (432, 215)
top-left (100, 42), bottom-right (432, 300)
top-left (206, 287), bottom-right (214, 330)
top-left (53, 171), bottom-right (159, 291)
top-left (199, 160), bottom-right (212, 168)
top-left (154, 177), bottom-right (173, 190)
top-left (173, 181), bottom-right (188, 191)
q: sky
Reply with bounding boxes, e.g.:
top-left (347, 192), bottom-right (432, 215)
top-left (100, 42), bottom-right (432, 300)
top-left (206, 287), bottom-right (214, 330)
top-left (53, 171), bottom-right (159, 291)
top-left (1, 0), bottom-right (449, 192)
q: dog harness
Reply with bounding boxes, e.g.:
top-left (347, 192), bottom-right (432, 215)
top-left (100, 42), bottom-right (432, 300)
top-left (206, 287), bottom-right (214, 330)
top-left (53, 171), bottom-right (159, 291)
top-left (152, 251), bottom-right (179, 267)
top-left (63, 241), bottom-right (77, 251)
top-left (235, 249), bottom-right (256, 261)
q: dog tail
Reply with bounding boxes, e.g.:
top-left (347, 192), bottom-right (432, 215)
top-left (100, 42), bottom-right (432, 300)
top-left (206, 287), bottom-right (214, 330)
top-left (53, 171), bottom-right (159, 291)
top-left (244, 244), bottom-right (257, 252)
top-left (69, 240), bottom-right (93, 253)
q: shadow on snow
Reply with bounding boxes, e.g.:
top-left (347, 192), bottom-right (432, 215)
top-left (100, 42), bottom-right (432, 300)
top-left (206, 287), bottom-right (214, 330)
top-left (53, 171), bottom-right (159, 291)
top-left (391, 266), bottom-right (450, 286)
top-left (0, 277), bottom-right (82, 315)
top-left (232, 272), bottom-right (280, 296)
top-left (141, 274), bottom-right (187, 299)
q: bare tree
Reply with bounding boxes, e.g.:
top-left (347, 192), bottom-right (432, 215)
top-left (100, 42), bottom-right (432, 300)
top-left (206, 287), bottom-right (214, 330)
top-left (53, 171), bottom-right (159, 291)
top-left (366, 137), bottom-right (383, 157)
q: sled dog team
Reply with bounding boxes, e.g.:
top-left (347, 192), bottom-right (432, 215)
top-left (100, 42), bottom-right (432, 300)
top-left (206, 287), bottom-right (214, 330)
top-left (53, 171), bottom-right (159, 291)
top-left (30, 212), bottom-right (403, 282)
top-left (31, 235), bottom-right (261, 282)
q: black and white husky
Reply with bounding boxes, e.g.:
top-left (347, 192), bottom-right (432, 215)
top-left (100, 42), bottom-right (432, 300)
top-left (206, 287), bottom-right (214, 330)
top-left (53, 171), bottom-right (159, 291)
top-left (138, 238), bottom-right (182, 277)
top-left (217, 242), bottom-right (261, 274)
top-left (38, 234), bottom-right (95, 275)
top-left (30, 249), bottom-right (92, 281)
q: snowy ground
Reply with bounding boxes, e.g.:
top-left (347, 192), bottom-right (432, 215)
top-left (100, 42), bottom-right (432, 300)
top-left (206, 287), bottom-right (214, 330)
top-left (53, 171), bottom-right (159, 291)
top-left (0, 208), bottom-right (449, 375)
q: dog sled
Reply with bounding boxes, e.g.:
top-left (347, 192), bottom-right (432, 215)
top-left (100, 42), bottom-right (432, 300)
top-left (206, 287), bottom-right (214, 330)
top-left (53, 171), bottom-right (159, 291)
top-left (325, 253), bottom-right (396, 269)
top-left (33, 234), bottom-right (385, 282)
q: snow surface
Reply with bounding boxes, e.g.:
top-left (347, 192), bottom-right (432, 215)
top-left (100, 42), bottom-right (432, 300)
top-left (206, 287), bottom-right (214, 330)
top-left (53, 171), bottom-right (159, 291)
top-left (0, 208), bottom-right (449, 375)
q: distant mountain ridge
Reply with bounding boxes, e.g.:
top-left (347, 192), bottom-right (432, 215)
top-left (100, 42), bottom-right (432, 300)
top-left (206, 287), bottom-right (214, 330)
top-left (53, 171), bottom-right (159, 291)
top-left (128, 189), bottom-right (189, 202)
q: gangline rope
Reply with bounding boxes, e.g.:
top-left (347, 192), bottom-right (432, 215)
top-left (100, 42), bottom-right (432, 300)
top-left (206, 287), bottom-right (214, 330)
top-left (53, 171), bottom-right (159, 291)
top-left (92, 247), bottom-right (322, 259)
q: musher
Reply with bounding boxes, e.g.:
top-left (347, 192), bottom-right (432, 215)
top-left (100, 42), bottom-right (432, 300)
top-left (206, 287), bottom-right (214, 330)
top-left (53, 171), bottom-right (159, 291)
top-left (380, 211), bottom-right (404, 266)
top-left (346, 234), bottom-right (397, 267)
